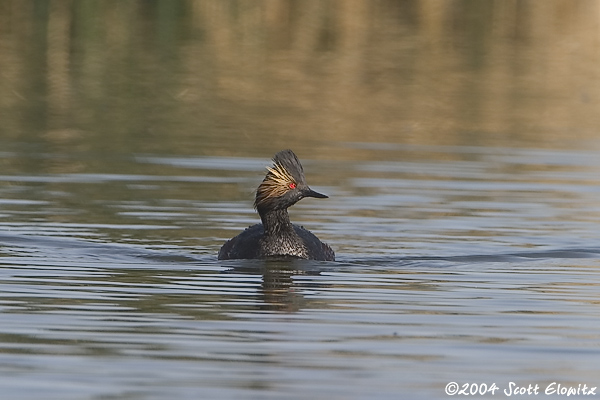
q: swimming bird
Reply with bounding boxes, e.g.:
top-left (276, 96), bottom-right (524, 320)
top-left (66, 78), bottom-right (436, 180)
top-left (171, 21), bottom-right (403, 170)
top-left (218, 149), bottom-right (335, 261)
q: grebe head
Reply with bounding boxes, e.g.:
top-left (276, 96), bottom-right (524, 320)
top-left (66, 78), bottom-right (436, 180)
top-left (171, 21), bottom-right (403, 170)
top-left (254, 149), bottom-right (327, 213)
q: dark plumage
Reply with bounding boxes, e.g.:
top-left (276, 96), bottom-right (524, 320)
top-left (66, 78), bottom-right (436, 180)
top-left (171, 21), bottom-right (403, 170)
top-left (218, 150), bottom-right (335, 261)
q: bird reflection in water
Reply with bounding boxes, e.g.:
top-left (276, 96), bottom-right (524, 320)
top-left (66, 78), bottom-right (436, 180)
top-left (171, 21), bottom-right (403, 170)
top-left (221, 258), bottom-right (325, 312)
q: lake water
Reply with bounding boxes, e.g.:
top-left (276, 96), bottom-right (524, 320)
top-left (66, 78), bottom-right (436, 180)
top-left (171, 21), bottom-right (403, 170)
top-left (1, 2), bottom-right (600, 399)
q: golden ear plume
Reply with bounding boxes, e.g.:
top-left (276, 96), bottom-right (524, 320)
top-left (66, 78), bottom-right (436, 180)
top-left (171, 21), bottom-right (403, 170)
top-left (255, 161), bottom-right (296, 207)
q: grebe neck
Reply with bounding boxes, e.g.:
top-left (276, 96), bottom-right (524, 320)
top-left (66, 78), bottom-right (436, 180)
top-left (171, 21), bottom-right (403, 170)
top-left (259, 208), bottom-right (295, 236)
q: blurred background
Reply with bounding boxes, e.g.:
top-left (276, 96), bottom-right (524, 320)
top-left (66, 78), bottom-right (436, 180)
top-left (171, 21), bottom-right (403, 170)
top-left (2, 0), bottom-right (599, 161)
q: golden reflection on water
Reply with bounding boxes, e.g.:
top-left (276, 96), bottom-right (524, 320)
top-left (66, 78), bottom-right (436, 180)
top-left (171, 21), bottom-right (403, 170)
top-left (1, 0), bottom-right (599, 163)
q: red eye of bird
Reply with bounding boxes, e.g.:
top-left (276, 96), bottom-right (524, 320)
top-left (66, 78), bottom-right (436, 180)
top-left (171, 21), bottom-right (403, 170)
top-left (289, 182), bottom-right (296, 189)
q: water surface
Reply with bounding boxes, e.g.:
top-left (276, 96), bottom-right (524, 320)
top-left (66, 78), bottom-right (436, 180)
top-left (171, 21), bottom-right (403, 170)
top-left (2, 143), bottom-right (600, 399)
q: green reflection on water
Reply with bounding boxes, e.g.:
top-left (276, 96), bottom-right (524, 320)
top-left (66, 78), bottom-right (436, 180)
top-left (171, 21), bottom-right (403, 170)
top-left (1, 0), bottom-right (599, 163)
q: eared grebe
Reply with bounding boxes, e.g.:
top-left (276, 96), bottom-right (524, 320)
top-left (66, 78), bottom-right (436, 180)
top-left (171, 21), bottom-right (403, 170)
top-left (218, 149), bottom-right (335, 261)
